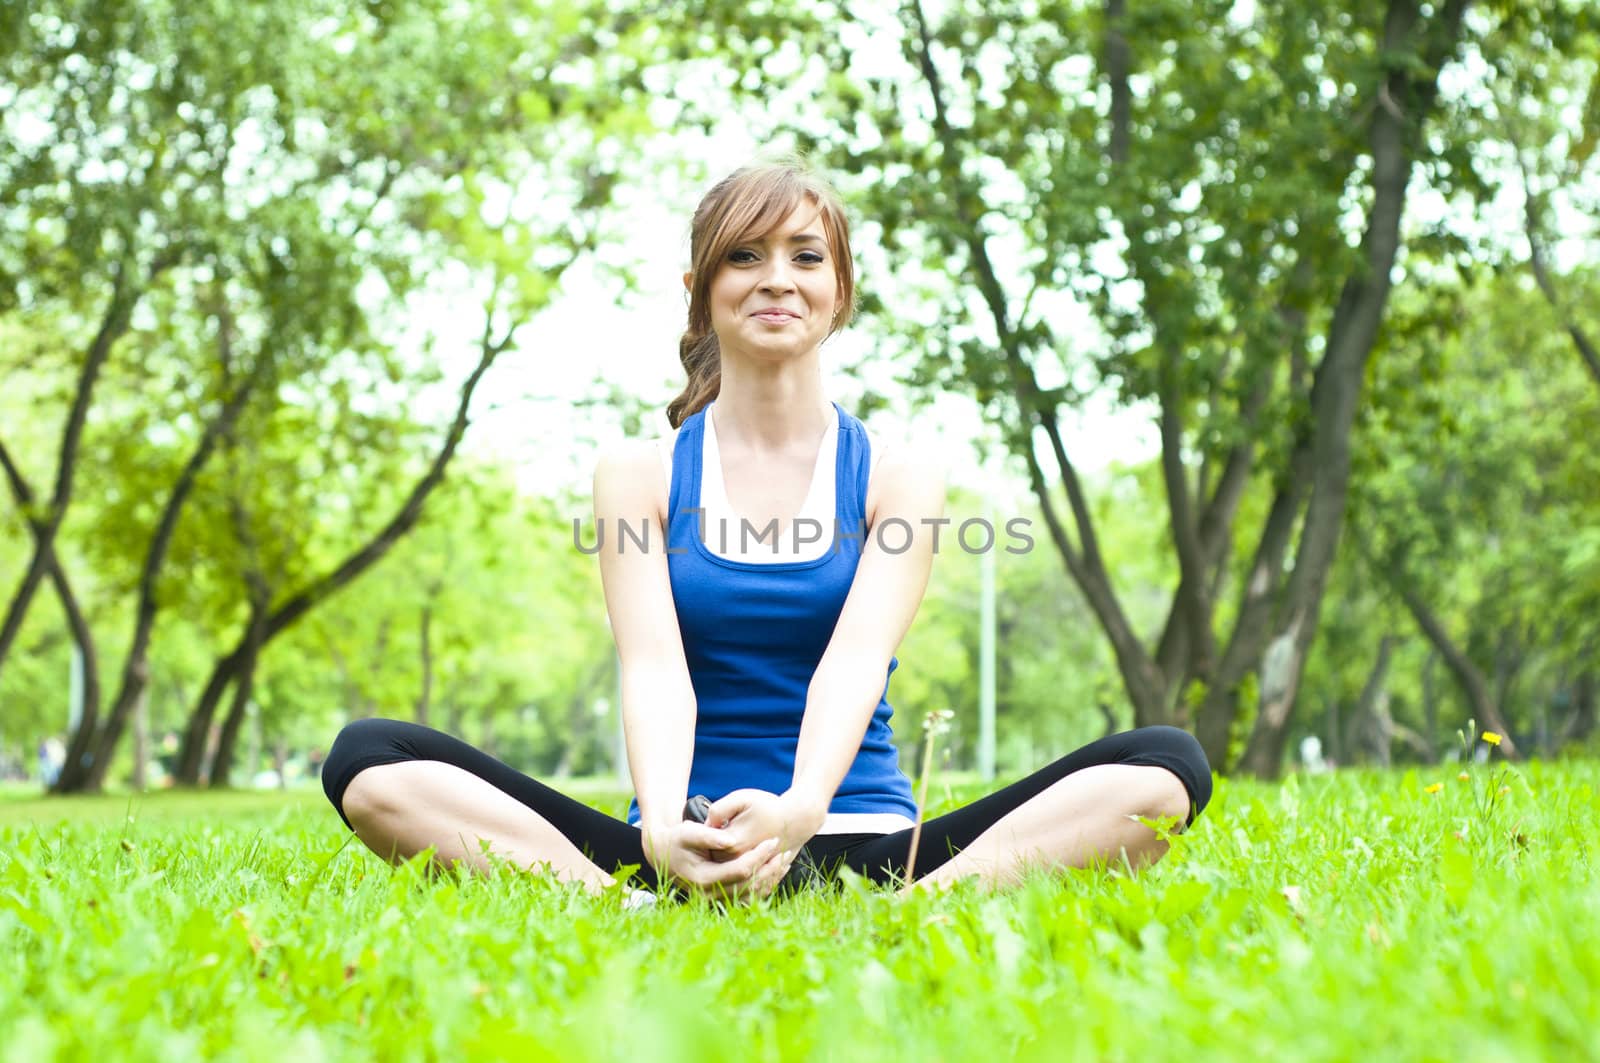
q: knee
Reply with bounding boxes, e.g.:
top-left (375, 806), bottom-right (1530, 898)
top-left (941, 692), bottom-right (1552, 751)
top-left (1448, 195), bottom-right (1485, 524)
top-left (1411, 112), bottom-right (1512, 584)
top-left (1135, 725), bottom-right (1213, 823)
top-left (339, 764), bottom-right (401, 828)
top-left (1141, 768), bottom-right (1193, 827)
top-left (322, 717), bottom-right (414, 827)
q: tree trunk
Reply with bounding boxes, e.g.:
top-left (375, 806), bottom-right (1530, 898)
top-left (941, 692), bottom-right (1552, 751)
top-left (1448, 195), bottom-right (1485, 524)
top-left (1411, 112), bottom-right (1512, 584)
top-left (83, 362), bottom-right (262, 791)
top-left (174, 648), bottom-right (245, 784)
top-left (1524, 174), bottom-right (1600, 391)
top-left (1152, 371), bottom-right (1277, 717)
top-left (1394, 579), bottom-right (1517, 757)
top-left (1, 440), bottom-right (105, 795)
top-left (1194, 457), bottom-right (1311, 768)
top-left (1236, 0), bottom-right (1471, 779)
top-left (207, 598), bottom-right (266, 788)
top-left (1350, 634), bottom-right (1397, 767)
top-left (0, 265), bottom-right (141, 673)
top-left (1096, 697), bottom-right (1119, 739)
top-left (1103, 0), bottom-right (1131, 166)
top-left (172, 326), bottom-right (509, 782)
top-left (45, 562), bottom-right (103, 793)
top-left (1559, 671), bottom-right (1596, 746)
top-left (209, 652), bottom-right (259, 788)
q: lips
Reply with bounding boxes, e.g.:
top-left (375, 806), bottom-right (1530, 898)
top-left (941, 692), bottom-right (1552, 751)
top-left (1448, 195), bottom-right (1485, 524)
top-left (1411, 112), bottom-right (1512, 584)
top-left (752, 309), bottom-right (799, 321)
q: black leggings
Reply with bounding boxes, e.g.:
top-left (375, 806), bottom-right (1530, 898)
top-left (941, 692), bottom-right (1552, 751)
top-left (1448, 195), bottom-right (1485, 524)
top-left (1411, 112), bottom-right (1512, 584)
top-left (321, 718), bottom-right (1212, 893)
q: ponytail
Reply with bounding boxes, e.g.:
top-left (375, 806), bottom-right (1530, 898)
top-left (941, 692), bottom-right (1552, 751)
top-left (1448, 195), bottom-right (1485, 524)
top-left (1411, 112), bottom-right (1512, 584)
top-left (667, 330), bottom-right (720, 429)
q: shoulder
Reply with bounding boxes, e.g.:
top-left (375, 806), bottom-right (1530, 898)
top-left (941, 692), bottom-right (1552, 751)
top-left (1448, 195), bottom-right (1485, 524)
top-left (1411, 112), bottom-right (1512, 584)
top-left (864, 432), bottom-right (947, 525)
top-left (593, 437), bottom-right (671, 521)
top-left (876, 442), bottom-right (947, 498)
top-left (593, 437), bottom-right (660, 482)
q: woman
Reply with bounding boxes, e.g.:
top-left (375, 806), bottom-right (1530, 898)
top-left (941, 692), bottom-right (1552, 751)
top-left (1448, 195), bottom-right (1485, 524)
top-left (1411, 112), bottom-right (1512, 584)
top-left (320, 156), bottom-right (1213, 904)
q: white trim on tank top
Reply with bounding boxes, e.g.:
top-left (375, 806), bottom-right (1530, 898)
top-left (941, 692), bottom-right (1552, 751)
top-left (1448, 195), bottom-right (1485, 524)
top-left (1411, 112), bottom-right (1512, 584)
top-left (655, 401), bottom-right (879, 564)
top-left (656, 403), bottom-right (916, 835)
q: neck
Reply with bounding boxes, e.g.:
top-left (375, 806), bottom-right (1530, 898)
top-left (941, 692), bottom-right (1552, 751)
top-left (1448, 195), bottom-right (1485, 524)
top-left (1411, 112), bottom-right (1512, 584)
top-left (711, 355), bottom-right (832, 450)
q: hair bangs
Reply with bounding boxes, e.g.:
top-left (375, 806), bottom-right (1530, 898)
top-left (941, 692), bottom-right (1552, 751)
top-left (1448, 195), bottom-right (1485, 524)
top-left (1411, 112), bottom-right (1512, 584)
top-left (669, 156), bottom-right (857, 427)
top-left (704, 175), bottom-right (814, 268)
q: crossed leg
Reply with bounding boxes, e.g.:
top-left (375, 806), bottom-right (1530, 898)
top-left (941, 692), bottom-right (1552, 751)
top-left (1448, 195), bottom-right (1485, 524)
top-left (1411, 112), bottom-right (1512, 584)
top-left (828, 725), bottom-right (1213, 893)
top-left (340, 759), bottom-right (617, 890)
top-left (907, 762), bottom-right (1192, 892)
top-left (324, 719), bottom-right (1213, 898)
top-left (323, 718), bottom-right (662, 892)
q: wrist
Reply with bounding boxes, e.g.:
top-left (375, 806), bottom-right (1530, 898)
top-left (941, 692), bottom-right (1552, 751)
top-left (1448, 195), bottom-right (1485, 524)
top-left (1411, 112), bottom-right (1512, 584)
top-left (640, 815), bottom-right (678, 839)
top-left (780, 787), bottom-right (830, 836)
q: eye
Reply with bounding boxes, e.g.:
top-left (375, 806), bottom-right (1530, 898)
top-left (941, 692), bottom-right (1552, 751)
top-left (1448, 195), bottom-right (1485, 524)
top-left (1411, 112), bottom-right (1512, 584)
top-left (728, 249), bottom-right (758, 263)
top-left (798, 251), bottom-right (825, 264)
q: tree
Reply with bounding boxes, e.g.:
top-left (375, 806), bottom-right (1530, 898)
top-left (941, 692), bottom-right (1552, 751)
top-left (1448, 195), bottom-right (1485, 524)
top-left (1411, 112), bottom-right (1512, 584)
top-left (0, 0), bottom-right (664, 789)
top-left (1496, 4), bottom-right (1600, 390)
top-left (1347, 270), bottom-right (1600, 760)
top-left (758, 0), bottom-right (1494, 775)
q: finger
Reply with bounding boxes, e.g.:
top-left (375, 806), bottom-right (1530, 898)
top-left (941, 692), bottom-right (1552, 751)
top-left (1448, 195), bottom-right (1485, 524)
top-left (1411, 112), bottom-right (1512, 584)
top-left (706, 789), bottom-right (759, 828)
top-left (677, 822), bottom-right (740, 855)
top-left (751, 849), bottom-right (794, 899)
top-left (703, 837), bottom-right (779, 886)
top-left (735, 847), bottom-right (787, 896)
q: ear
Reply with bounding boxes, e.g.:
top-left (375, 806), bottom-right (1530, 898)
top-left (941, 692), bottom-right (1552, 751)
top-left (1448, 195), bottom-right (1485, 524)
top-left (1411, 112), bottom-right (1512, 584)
top-left (682, 270), bottom-right (693, 293)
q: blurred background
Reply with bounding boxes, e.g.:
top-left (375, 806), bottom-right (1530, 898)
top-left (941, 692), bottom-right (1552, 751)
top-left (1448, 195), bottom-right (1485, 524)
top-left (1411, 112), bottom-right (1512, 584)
top-left (1, 0), bottom-right (1596, 795)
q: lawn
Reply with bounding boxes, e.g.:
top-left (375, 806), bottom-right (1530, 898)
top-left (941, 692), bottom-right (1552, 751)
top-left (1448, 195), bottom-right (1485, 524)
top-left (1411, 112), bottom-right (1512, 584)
top-left (2, 753), bottom-right (1595, 1062)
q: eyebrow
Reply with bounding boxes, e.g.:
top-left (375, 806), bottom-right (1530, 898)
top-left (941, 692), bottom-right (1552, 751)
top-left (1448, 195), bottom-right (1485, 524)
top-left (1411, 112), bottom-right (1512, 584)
top-left (744, 232), bottom-right (825, 246)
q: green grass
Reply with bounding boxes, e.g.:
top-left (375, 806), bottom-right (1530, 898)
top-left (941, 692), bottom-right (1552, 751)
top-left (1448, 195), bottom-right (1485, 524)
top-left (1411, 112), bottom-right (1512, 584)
top-left (3, 758), bottom-right (1597, 1062)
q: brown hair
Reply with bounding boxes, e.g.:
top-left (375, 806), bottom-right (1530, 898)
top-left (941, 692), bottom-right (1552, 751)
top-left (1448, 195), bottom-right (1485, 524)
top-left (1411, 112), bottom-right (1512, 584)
top-left (666, 155), bottom-right (856, 429)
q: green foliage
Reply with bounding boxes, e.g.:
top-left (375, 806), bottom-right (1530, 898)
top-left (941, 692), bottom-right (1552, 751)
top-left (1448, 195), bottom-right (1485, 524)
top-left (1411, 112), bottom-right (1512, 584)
top-left (1337, 267), bottom-right (1600, 751)
top-left (3, 758), bottom-right (1598, 1059)
top-left (0, 0), bottom-right (670, 775)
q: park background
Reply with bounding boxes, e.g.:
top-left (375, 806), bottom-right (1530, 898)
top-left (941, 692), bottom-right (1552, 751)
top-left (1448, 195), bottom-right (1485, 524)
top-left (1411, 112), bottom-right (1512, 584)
top-left (1, 0), bottom-right (1596, 797)
top-left (5, 3), bottom-right (1600, 1061)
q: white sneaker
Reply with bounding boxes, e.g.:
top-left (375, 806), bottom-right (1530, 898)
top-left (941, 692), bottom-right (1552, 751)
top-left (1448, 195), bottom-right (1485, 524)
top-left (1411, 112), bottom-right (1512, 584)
top-left (622, 889), bottom-right (658, 910)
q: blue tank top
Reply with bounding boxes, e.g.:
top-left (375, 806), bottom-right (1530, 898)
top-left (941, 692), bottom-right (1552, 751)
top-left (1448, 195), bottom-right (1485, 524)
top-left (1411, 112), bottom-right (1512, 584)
top-left (624, 402), bottom-right (917, 825)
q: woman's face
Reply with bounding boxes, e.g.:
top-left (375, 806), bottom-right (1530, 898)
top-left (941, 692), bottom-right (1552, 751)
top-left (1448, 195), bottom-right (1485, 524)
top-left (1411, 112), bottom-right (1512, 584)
top-left (689, 199), bottom-right (840, 364)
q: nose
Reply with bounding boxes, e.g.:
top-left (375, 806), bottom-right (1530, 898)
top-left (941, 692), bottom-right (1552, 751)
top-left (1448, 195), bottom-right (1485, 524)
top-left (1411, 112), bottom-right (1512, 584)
top-left (758, 257), bottom-right (796, 293)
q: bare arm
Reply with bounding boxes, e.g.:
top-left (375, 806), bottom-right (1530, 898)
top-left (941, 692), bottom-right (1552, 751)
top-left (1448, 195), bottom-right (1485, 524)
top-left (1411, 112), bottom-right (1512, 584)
top-left (592, 441), bottom-right (696, 837)
top-left (787, 448), bottom-right (947, 831)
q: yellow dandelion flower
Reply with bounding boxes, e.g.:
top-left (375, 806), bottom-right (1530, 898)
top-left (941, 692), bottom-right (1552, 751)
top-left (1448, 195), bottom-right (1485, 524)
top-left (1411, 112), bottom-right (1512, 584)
top-left (1458, 771), bottom-right (1471, 782)
top-left (1424, 783), bottom-right (1443, 794)
top-left (1482, 732), bottom-right (1502, 746)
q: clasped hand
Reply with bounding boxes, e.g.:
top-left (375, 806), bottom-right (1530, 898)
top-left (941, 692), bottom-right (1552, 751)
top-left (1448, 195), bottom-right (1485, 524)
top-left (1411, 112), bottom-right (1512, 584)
top-left (641, 789), bottom-right (818, 902)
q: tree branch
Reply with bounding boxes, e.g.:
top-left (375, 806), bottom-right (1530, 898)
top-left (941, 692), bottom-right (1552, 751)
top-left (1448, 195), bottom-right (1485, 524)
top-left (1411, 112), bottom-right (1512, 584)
top-left (906, 0), bottom-right (1166, 720)
top-left (1522, 164), bottom-right (1600, 390)
top-left (1104, 0), bottom-right (1131, 165)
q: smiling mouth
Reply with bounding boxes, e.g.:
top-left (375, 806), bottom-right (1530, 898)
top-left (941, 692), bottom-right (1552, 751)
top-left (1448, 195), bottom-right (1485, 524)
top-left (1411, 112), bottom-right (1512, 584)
top-left (752, 311), bottom-right (798, 323)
